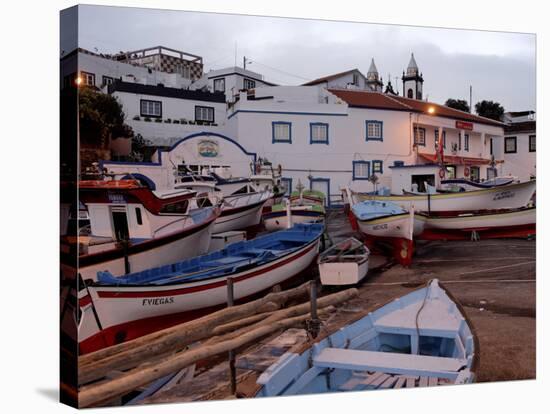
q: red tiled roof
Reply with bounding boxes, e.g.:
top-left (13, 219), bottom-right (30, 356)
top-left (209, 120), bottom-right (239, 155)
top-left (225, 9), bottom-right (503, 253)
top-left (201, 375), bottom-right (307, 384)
top-left (328, 89), bottom-right (505, 128)
top-left (303, 69), bottom-right (364, 86)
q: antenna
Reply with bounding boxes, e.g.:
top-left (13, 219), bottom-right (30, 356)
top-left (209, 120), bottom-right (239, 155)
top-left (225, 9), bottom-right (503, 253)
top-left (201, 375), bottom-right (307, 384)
top-left (243, 56), bottom-right (246, 70)
top-left (234, 42), bottom-right (237, 67)
top-left (469, 85), bottom-right (472, 113)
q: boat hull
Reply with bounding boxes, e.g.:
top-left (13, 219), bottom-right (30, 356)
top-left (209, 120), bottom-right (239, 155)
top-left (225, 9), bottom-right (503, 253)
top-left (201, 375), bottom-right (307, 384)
top-left (422, 207), bottom-right (536, 230)
top-left (353, 180), bottom-right (536, 212)
top-left (319, 260), bottom-right (369, 285)
top-left (263, 210), bottom-right (325, 232)
top-left (356, 213), bottom-right (424, 241)
top-left (78, 236), bottom-right (321, 354)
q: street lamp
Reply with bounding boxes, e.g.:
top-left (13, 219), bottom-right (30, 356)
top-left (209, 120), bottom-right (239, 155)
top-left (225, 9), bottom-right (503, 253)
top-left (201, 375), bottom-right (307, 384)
top-left (427, 106), bottom-right (435, 114)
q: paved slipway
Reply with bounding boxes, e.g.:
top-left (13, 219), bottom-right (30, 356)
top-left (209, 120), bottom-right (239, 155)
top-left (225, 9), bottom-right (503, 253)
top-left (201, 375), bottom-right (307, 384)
top-left (141, 210), bottom-right (535, 403)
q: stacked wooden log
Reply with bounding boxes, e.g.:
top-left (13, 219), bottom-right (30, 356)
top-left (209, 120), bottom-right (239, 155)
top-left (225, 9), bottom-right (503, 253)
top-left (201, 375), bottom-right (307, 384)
top-left (77, 282), bottom-right (358, 408)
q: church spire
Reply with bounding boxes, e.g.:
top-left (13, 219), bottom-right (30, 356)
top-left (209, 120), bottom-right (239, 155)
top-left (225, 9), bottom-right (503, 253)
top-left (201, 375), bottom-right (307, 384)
top-left (402, 52), bottom-right (424, 99)
top-left (367, 58), bottom-right (379, 81)
top-left (366, 57), bottom-right (383, 92)
top-left (406, 53), bottom-right (419, 76)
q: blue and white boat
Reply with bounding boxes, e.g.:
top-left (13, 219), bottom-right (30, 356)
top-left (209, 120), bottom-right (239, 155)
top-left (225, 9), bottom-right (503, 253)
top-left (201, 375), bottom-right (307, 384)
top-left (351, 200), bottom-right (423, 241)
top-left (256, 279), bottom-right (478, 396)
top-left (440, 177), bottom-right (516, 192)
top-left (77, 223), bottom-right (324, 354)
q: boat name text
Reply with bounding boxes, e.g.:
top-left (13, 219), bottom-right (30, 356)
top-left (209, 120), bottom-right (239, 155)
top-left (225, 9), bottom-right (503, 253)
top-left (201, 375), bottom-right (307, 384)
top-left (142, 297), bottom-right (175, 306)
top-left (493, 191), bottom-right (515, 201)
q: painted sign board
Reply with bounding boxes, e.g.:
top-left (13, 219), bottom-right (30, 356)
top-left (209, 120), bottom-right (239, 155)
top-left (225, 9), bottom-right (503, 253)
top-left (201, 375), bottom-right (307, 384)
top-left (456, 120), bottom-right (474, 131)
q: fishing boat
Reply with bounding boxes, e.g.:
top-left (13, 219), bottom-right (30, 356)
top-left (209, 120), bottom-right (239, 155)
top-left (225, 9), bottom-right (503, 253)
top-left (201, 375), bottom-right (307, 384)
top-left (440, 177), bottom-right (516, 192)
top-left (77, 223), bottom-right (324, 354)
top-left (61, 180), bottom-right (220, 281)
top-left (318, 238), bottom-right (370, 285)
top-left (256, 279), bottom-right (478, 396)
top-left (176, 179), bottom-right (271, 233)
top-left (351, 200), bottom-right (424, 241)
top-left (264, 183), bottom-right (326, 232)
top-left (349, 180), bottom-right (536, 213)
top-left (418, 206), bottom-right (536, 240)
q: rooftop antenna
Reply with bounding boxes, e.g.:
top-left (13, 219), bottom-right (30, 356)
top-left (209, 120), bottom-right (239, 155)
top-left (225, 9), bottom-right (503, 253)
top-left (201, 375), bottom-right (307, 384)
top-left (395, 76), bottom-right (399, 94)
top-left (234, 42), bottom-right (237, 67)
top-left (469, 85), bottom-right (473, 113)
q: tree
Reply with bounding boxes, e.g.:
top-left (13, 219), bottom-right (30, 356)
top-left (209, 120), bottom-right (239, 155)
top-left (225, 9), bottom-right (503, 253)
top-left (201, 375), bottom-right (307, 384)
top-left (78, 87), bottom-right (133, 148)
top-left (444, 98), bottom-right (470, 113)
top-left (474, 100), bottom-right (505, 121)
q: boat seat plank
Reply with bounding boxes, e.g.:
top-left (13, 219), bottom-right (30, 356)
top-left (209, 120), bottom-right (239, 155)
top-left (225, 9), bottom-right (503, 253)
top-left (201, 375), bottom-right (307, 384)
top-left (338, 373), bottom-right (369, 392)
top-left (393, 376), bottom-right (407, 389)
top-left (379, 375), bottom-right (399, 389)
top-left (313, 348), bottom-right (465, 380)
top-left (406, 377), bottom-right (416, 388)
top-left (428, 377), bottom-right (438, 386)
top-left (368, 373), bottom-right (390, 389)
top-left (419, 376), bottom-right (428, 387)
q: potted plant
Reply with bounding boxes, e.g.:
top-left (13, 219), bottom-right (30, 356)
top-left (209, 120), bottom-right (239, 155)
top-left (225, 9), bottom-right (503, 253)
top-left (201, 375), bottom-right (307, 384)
top-left (155, 118), bottom-right (162, 123)
top-left (144, 117), bottom-right (152, 122)
top-left (173, 119), bottom-right (180, 124)
top-left (164, 118), bottom-right (172, 123)
top-left (181, 118), bottom-right (188, 124)
top-left (133, 115), bottom-right (141, 121)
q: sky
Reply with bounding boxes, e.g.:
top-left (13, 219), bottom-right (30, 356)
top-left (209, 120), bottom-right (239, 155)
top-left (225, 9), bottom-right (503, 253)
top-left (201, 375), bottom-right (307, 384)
top-left (71, 5), bottom-right (536, 111)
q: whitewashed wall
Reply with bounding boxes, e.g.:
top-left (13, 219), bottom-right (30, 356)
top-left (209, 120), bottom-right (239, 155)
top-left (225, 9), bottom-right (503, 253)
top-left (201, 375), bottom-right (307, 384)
top-left (496, 132), bottom-right (536, 181)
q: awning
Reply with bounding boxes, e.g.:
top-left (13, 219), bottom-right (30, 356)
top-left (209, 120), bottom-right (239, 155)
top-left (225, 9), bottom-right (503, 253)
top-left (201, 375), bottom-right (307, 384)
top-left (418, 152), bottom-right (492, 166)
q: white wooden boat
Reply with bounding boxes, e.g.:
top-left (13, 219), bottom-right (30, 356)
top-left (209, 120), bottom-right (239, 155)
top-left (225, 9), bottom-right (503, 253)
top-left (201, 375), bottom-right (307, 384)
top-left (318, 238), bottom-right (370, 285)
top-left (77, 223), bottom-right (323, 354)
top-left (264, 204), bottom-right (325, 232)
top-left (440, 177), bottom-right (516, 192)
top-left (213, 190), bottom-right (272, 233)
top-left (351, 201), bottom-right (424, 241)
top-left (256, 279), bottom-right (478, 396)
top-left (422, 206), bottom-right (536, 231)
top-left (61, 180), bottom-right (220, 281)
top-left (349, 180), bottom-right (536, 213)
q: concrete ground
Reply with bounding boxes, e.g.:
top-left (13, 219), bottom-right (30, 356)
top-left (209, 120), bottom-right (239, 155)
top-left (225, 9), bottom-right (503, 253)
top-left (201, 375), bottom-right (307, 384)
top-left (324, 209), bottom-right (536, 383)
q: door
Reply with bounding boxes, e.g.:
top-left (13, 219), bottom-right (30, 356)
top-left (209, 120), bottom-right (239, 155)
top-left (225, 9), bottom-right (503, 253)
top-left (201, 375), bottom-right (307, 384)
top-left (310, 178), bottom-right (330, 207)
top-left (111, 208), bottom-right (129, 241)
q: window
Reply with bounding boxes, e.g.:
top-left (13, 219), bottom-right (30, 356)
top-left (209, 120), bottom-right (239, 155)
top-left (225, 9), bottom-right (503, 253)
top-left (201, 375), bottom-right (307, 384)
top-left (372, 160), bottom-right (383, 174)
top-left (243, 78), bottom-right (256, 90)
top-left (414, 127), bottom-right (426, 146)
top-left (176, 64), bottom-right (191, 79)
top-left (434, 129), bottom-right (446, 149)
top-left (159, 200), bottom-right (189, 214)
top-left (529, 135), bottom-right (536, 152)
top-left (446, 165), bottom-right (457, 179)
top-left (140, 99), bottom-right (162, 118)
top-left (464, 134), bottom-right (469, 151)
top-left (81, 71), bottom-right (95, 86)
top-left (352, 161), bottom-right (370, 180)
top-left (487, 168), bottom-right (497, 180)
top-left (366, 121), bottom-right (383, 141)
top-left (490, 138), bottom-right (493, 155)
top-left (195, 106), bottom-right (215, 122)
top-left (135, 207), bottom-right (143, 225)
top-left (352, 73), bottom-right (359, 86)
top-left (407, 88), bottom-right (413, 99)
top-left (458, 133), bottom-right (461, 151)
top-left (102, 75), bottom-right (114, 87)
top-left (272, 122), bottom-right (292, 143)
top-left (213, 78), bottom-right (225, 93)
top-left (281, 178), bottom-right (292, 196)
top-left (505, 137), bottom-right (517, 153)
top-left (310, 123), bottom-right (329, 144)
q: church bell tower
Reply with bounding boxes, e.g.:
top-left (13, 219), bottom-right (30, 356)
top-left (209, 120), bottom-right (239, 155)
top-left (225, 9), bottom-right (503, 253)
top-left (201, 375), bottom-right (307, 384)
top-left (402, 53), bottom-right (424, 100)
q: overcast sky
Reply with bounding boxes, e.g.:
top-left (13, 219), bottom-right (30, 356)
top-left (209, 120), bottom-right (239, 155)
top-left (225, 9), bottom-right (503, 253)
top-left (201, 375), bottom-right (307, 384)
top-left (72, 5), bottom-right (536, 111)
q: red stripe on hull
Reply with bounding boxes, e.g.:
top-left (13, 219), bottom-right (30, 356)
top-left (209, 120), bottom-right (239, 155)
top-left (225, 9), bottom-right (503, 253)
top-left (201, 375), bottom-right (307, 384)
top-left (418, 223), bottom-right (536, 241)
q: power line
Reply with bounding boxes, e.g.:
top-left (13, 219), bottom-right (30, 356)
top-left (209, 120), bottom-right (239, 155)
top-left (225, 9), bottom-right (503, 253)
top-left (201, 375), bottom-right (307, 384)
top-left (249, 60), bottom-right (311, 82)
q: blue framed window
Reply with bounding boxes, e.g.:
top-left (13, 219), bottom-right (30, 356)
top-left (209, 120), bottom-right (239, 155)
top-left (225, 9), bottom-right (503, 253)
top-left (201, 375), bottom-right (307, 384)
top-left (372, 160), bottom-right (383, 174)
top-left (310, 123), bottom-right (329, 144)
top-left (464, 133), bottom-right (469, 151)
top-left (414, 127), bottom-right (426, 146)
top-left (352, 160), bottom-right (370, 180)
top-left (310, 177), bottom-right (331, 207)
top-left (281, 177), bottom-right (292, 196)
top-left (272, 121), bottom-right (292, 143)
top-left (366, 120), bottom-right (383, 141)
top-left (434, 129), bottom-right (446, 148)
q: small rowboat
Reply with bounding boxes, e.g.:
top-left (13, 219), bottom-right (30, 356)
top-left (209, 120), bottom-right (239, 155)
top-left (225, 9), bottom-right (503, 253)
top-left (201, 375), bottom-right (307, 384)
top-left (77, 223), bottom-right (324, 354)
top-left (256, 279), bottom-right (478, 396)
top-left (318, 238), bottom-right (370, 285)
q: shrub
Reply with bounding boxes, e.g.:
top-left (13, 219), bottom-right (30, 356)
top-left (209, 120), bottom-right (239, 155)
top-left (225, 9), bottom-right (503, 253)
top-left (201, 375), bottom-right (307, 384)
top-left (144, 117), bottom-right (152, 122)
top-left (133, 115), bottom-right (141, 121)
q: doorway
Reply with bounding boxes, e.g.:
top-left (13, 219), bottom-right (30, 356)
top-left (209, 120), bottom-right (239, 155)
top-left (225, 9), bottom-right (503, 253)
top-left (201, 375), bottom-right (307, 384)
top-left (411, 174), bottom-right (435, 193)
top-left (111, 208), bottom-right (129, 241)
top-left (310, 178), bottom-right (330, 207)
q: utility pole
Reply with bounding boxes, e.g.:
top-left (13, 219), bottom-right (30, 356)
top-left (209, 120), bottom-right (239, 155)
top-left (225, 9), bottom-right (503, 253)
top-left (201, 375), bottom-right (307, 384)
top-left (469, 85), bottom-right (472, 113)
top-left (243, 56), bottom-right (246, 70)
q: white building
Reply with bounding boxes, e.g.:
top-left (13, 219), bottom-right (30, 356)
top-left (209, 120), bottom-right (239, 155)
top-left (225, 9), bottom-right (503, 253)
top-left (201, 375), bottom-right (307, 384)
top-left (225, 85), bottom-right (504, 206)
top-left (109, 81), bottom-right (228, 148)
top-left (492, 111), bottom-right (536, 182)
top-left (61, 47), bottom-right (203, 91)
top-left (191, 66), bottom-right (277, 102)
